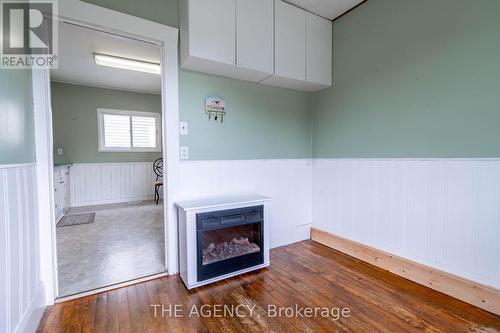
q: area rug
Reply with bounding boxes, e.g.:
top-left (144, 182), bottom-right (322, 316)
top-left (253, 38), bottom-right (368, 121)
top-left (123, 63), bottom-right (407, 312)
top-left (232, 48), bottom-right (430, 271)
top-left (57, 213), bottom-right (95, 227)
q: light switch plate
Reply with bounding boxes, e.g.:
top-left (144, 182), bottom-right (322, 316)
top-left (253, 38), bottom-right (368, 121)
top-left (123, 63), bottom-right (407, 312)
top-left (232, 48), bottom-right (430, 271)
top-left (180, 146), bottom-right (189, 160)
top-left (57, 148), bottom-right (63, 156)
top-left (179, 122), bottom-right (188, 135)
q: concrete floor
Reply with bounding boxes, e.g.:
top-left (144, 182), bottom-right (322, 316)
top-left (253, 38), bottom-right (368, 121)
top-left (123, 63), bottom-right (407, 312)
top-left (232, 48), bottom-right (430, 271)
top-left (56, 201), bottom-right (165, 297)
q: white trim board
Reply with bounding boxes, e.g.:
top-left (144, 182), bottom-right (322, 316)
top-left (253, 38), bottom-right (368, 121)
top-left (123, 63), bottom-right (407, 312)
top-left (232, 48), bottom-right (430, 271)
top-left (32, 0), bottom-right (180, 316)
top-left (70, 197), bottom-right (155, 208)
top-left (0, 163), bottom-right (37, 169)
top-left (313, 157), bottom-right (500, 161)
top-left (51, 79), bottom-right (163, 96)
top-left (12, 284), bottom-right (46, 333)
top-left (71, 162), bottom-right (158, 165)
top-left (33, 67), bottom-right (58, 309)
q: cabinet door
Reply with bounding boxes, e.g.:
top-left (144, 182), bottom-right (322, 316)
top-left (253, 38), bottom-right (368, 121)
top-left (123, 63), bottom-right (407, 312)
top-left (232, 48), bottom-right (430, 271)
top-left (64, 170), bottom-right (70, 212)
top-left (53, 185), bottom-right (58, 215)
top-left (236, 0), bottom-right (273, 74)
top-left (59, 181), bottom-right (65, 216)
top-left (306, 13), bottom-right (332, 86)
top-left (274, 0), bottom-right (306, 80)
top-left (54, 179), bottom-right (62, 221)
top-left (189, 0), bottom-right (236, 65)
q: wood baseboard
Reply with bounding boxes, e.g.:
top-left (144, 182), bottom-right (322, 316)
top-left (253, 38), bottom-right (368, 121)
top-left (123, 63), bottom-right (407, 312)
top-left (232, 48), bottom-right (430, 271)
top-left (311, 227), bottom-right (500, 316)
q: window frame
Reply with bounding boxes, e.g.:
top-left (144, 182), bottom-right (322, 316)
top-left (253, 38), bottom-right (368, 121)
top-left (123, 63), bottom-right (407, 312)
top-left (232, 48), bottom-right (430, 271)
top-left (97, 108), bottom-right (162, 153)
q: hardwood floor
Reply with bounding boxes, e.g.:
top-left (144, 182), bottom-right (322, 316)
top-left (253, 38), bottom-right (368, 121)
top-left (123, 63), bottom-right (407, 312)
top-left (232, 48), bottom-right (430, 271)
top-left (37, 241), bottom-right (500, 332)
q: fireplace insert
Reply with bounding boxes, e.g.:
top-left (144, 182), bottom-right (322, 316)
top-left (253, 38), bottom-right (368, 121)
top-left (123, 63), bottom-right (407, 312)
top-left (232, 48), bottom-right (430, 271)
top-left (196, 205), bottom-right (264, 281)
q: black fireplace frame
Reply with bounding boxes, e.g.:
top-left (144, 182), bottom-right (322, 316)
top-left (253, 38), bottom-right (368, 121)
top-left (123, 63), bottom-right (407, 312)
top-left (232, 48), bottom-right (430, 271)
top-left (196, 205), bottom-right (264, 282)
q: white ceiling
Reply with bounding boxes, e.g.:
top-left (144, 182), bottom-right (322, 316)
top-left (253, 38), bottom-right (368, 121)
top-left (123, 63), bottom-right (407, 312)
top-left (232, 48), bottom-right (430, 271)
top-left (284, 0), bottom-right (364, 20)
top-left (51, 22), bottom-right (161, 94)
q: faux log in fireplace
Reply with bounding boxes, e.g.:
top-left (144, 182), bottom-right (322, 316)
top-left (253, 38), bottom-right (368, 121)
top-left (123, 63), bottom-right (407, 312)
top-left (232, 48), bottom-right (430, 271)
top-left (176, 195), bottom-right (270, 289)
top-left (197, 206), bottom-right (264, 281)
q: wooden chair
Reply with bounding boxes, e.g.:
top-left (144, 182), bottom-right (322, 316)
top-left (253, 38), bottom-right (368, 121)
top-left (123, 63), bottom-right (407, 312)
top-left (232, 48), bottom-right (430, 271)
top-left (153, 158), bottom-right (163, 205)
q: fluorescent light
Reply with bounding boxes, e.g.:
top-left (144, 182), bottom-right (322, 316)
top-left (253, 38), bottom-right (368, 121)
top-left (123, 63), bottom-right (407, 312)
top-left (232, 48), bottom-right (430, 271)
top-left (94, 53), bottom-right (161, 75)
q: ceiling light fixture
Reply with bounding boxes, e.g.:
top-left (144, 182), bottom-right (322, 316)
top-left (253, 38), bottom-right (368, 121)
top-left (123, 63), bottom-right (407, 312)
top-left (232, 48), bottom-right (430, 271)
top-left (94, 53), bottom-right (161, 75)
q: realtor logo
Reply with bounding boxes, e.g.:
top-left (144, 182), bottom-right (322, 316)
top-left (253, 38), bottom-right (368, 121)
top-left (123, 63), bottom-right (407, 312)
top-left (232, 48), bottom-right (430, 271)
top-left (1, 0), bottom-right (58, 68)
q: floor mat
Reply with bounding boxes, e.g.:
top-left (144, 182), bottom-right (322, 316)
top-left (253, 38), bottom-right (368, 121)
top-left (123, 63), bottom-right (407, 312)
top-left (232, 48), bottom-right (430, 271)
top-left (57, 213), bottom-right (95, 227)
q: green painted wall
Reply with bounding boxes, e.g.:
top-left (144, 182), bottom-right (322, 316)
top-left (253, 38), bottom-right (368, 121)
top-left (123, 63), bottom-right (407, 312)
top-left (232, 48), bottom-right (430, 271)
top-left (180, 71), bottom-right (312, 160)
top-left (0, 70), bottom-right (36, 164)
top-left (51, 82), bottom-right (162, 164)
top-left (82, 0), bottom-right (313, 160)
top-left (6, 0), bottom-right (497, 164)
top-left (313, 0), bottom-right (500, 158)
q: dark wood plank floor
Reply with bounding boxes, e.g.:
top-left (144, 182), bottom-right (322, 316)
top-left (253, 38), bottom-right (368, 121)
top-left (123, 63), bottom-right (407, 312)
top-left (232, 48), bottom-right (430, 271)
top-left (37, 241), bottom-right (500, 332)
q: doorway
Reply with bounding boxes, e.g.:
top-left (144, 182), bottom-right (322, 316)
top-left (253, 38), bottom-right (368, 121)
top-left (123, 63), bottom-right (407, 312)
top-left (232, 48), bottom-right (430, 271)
top-left (33, 0), bottom-right (180, 304)
top-left (49, 22), bottom-right (167, 298)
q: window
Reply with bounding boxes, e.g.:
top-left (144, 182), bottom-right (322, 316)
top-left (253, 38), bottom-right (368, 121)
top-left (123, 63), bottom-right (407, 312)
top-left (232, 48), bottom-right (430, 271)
top-left (97, 109), bottom-right (161, 152)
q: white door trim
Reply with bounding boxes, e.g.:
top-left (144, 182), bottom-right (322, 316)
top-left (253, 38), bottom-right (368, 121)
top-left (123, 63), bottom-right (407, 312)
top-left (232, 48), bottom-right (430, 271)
top-left (32, 0), bottom-right (180, 305)
top-left (32, 69), bottom-right (58, 304)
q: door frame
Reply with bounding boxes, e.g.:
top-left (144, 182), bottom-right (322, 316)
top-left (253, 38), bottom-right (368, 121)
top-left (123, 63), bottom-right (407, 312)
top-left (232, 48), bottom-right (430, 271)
top-left (32, 0), bottom-right (180, 304)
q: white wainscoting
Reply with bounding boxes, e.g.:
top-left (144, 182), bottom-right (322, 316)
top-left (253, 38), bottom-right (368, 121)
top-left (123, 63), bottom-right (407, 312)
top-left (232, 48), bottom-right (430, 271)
top-left (179, 159), bottom-right (313, 248)
top-left (312, 158), bottom-right (500, 289)
top-left (70, 162), bottom-right (158, 207)
top-left (0, 164), bottom-right (45, 333)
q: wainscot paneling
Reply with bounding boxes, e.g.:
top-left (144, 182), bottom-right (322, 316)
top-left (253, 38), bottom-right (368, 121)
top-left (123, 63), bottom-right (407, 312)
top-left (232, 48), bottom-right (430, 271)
top-left (312, 159), bottom-right (500, 290)
top-left (0, 164), bottom-right (45, 333)
top-left (70, 162), bottom-right (157, 207)
top-left (179, 159), bottom-right (313, 248)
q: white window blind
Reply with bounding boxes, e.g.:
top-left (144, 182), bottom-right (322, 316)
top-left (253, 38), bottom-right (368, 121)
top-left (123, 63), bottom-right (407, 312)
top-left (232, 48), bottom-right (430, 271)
top-left (98, 109), bottom-right (161, 152)
top-left (103, 114), bottom-right (131, 148)
top-left (132, 116), bottom-right (157, 148)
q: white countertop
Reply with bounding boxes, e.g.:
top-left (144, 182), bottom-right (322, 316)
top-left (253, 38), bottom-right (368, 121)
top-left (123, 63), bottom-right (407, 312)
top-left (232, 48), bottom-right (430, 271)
top-left (54, 163), bottom-right (72, 168)
top-left (175, 194), bottom-right (270, 211)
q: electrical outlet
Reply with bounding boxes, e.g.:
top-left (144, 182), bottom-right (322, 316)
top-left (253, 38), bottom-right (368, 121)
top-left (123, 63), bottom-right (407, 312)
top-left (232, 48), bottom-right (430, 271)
top-left (180, 146), bottom-right (189, 160)
top-left (180, 122), bottom-right (188, 135)
top-left (57, 148), bottom-right (63, 156)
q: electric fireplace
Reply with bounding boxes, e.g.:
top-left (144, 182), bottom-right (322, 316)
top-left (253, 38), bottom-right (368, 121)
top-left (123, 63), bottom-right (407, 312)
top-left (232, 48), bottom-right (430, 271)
top-left (176, 195), bottom-right (270, 289)
top-left (197, 206), bottom-right (264, 281)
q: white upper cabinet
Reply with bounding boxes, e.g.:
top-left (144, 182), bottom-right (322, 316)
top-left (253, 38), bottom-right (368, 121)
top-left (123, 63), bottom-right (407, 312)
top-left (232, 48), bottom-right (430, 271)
top-left (180, 0), bottom-right (273, 81)
top-left (236, 0), bottom-right (274, 75)
top-left (180, 0), bottom-right (332, 91)
top-left (306, 13), bottom-right (332, 87)
top-left (184, 0), bottom-right (235, 66)
top-left (274, 1), bottom-right (306, 80)
top-left (274, 0), bottom-right (306, 81)
top-left (261, 0), bottom-right (332, 91)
